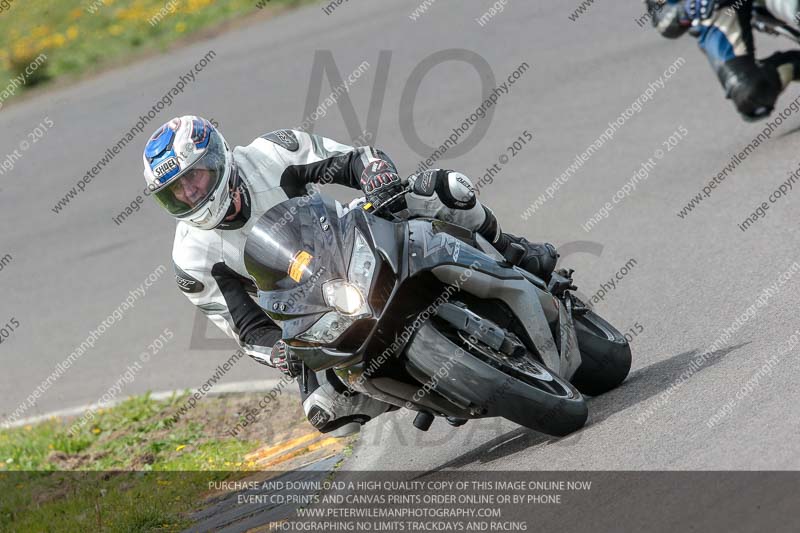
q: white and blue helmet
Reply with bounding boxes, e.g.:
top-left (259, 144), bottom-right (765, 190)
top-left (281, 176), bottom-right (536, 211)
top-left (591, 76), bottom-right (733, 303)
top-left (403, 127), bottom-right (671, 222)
top-left (143, 115), bottom-right (234, 230)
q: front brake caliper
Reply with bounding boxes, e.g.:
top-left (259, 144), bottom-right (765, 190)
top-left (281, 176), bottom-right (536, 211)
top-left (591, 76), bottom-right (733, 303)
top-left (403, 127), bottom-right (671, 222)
top-left (435, 302), bottom-right (525, 357)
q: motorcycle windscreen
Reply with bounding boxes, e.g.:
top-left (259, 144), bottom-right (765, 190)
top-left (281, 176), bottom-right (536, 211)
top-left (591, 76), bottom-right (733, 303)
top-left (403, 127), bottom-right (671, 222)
top-left (243, 194), bottom-right (346, 293)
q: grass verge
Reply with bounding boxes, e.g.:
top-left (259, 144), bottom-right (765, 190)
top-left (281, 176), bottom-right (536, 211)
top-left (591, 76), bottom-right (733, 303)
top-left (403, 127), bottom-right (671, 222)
top-left (0, 391), bottom-right (308, 471)
top-left (0, 0), bottom-right (310, 103)
top-left (0, 390), bottom-right (332, 531)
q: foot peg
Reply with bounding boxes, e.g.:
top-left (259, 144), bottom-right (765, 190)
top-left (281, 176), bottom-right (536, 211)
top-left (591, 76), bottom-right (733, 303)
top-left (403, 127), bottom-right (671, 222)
top-left (413, 411), bottom-right (435, 431)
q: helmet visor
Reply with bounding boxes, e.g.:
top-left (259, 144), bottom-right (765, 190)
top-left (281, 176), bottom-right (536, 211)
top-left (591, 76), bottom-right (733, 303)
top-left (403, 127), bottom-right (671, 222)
top-left (152, 132), bottom-right (226, 217)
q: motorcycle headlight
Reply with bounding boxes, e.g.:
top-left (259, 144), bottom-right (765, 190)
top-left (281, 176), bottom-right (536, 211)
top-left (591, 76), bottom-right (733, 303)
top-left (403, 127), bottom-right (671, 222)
top-left (323, 280), bottom-right (365, 316)
top-left (302, 282), bottom-right (369, 344)
top-left (296, 230), bottom-right (376, 345)
top-left (349, 230), bottom-right (376, 295)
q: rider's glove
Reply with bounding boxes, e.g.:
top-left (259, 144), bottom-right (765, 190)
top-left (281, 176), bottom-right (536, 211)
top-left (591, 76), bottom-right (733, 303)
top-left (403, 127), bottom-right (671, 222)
top-left (360, 160), bottom-right (407, 214)
top-left (270, 340), bottom-right (302, 378)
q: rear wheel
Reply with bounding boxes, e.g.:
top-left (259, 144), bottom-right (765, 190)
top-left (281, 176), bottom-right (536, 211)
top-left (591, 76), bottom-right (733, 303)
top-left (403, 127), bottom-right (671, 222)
top-left (570, 308), bottom-right (632, 396)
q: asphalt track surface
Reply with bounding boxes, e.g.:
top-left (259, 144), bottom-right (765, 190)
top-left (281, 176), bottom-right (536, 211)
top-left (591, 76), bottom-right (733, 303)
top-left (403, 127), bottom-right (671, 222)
top-left (2, 0), bottom-right (800, 475)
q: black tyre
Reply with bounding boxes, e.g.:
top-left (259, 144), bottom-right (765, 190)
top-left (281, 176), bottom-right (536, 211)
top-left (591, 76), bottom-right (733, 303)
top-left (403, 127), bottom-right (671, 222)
top-left (570, 309), bottom-right (632, 396)
top-left (405, 320), bottom-right (588, 436)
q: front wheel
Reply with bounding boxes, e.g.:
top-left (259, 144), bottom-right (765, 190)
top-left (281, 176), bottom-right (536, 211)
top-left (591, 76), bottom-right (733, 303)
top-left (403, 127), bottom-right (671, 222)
top-left (405, 320), bottom-right (588, 436)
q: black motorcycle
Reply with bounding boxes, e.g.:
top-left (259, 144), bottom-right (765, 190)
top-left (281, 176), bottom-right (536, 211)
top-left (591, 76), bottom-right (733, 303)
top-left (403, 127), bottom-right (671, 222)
top-left (244, 193), bottom-right (631, 436)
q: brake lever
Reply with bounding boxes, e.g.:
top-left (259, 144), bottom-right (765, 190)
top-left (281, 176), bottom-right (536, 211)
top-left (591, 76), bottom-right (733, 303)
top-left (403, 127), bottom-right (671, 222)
top-left (364, 186), bottom-right (411, 221)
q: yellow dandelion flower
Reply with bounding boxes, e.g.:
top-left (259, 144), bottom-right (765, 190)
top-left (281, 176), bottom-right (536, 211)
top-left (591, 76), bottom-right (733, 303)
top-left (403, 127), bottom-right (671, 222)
top-left (92, 427), bottom-right (101, 434)
top-left (175, 444), bottom-right (186, 451)
top-left (189, 0), bottom-right (213, 11)
top-left (24, 425), bottom-right (31, 431)
top-left (31, 26), bottom-right (50, 39)
top-left (108, 25), bottom-right (124, 36)
top-left (175, 21), bottom-right (186, 33)
top-left (12, 40), bottom-right (31, 58)
top-left (52, 33), bottom-right (66, 48)
top-left (117, 8), bottom-right (139, 21)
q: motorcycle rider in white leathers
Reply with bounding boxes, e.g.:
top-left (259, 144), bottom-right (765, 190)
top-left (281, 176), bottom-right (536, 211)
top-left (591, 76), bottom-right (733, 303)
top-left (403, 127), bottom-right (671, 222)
top-left (647, 0), bottom-right (800, 120)
top-left (143, 115), bottom-right (558, 436)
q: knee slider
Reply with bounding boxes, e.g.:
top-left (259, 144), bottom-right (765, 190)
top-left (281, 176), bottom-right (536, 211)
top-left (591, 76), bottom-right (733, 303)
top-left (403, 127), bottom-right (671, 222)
top-left (306, 404), bottom-right (334, 431)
